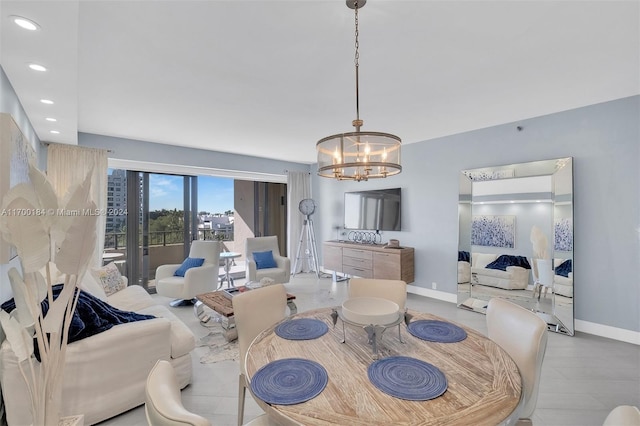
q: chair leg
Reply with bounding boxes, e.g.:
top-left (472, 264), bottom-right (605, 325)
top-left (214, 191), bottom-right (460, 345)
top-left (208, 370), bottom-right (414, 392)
top-left (238, 373), bottom-right (246, 426)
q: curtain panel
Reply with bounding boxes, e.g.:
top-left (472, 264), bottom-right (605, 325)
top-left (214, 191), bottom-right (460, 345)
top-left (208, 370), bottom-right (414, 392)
top-left (46, 144), bottom-right (108, 269)
top-left (286, 171), bottom-right (311, 273)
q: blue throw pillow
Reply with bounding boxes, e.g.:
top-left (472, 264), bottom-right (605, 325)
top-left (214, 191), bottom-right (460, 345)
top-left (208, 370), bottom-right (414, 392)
top-left (253, 250), bottom-right (277, 269)
top-left (174, 257), bottom-right (205, 277)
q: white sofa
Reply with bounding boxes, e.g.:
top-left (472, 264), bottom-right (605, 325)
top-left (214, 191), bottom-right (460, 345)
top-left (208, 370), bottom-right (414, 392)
top-left (458, 261), bottom-right (471, 284)
top-left (553, 258), bottom-right (573, 298)
top-left (471, 252), bottom-right (530, 290)
top-left (0, 275), bottom-right (196, 425)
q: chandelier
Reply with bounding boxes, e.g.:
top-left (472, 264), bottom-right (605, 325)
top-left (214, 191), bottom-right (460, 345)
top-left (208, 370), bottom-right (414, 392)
top-left (316, 0), bottom-right (401, 182)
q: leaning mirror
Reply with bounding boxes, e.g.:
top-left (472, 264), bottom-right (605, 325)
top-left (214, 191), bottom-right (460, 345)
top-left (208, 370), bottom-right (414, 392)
top-left (457, 158), bottom-right (574, 335)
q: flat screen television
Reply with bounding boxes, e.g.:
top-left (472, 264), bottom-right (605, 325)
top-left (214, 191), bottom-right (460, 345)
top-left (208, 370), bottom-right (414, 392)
top-left (344, 188), bottom-right (401, 231)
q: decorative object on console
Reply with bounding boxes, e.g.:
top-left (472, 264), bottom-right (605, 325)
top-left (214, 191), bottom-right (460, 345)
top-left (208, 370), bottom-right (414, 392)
top-left (386, 239), bottom-right (400, 249)
top-left (348, 230), bottom-right (382, 244)
top-left (316, 0), bottom-right (401, 182)
top-left (0, 163), bottom-right (97, 426)
top-left (471, 215), bottom-right (515, 248)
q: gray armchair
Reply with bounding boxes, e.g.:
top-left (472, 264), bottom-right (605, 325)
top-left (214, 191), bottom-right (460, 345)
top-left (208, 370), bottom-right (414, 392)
top-left (245, 236), bottom-right (290, 284)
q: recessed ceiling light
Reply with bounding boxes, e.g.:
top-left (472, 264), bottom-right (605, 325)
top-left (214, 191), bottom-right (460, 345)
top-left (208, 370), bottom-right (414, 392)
top-left (50, 130), bottom-right (60, 134)
top-left (29, 63), bottom-right (47, 72)
top-left (40, 99), bottom-right (54, 105)
top-left (12, 16), bottom-right (40, 31)
top-left (45, 117), bottom-right (57, 122)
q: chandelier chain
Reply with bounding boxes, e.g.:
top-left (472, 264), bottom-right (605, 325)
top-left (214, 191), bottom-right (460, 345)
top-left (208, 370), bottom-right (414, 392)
top-left (354, 0), bottom-right (360, 124)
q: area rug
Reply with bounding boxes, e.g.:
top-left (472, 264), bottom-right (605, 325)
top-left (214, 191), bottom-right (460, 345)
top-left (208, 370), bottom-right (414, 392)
top-left (198, 329), bottom-right (239, 364)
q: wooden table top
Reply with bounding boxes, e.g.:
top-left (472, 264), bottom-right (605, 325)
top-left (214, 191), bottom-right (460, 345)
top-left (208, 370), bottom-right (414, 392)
top-left (196, 289), bottom-right (296, 318)
top-left (246, 308), bottom-right (522, 426)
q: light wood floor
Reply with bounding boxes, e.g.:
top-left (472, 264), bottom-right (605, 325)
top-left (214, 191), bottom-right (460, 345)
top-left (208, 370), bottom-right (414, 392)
top-left (98, 273), bottom-right (640, 426)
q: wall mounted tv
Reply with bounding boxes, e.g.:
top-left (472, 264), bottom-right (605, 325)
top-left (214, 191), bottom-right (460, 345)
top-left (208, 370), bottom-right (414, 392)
top-left (344, 188), bottom-right (401, 231)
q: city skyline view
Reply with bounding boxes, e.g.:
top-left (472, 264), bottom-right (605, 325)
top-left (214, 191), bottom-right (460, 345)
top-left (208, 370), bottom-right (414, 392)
top-left (149, 174), bottom-right (234, 214)
top-left (108, 169), bottom-right (234, 214)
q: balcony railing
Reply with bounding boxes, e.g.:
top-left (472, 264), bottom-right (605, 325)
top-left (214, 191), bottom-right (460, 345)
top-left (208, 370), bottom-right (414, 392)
top-left (104, 228), bottom-right (234, 249)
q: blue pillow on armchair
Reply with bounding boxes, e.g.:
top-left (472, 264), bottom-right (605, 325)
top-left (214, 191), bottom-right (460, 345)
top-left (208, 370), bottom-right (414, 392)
top-left (253, 250), bottom-right (277, 269)
top-left (174, 257), bottom-right (205, 277)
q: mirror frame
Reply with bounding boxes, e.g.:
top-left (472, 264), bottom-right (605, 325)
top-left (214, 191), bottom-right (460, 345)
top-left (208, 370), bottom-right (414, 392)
top-left (457, 157), bottom-right (574, 335)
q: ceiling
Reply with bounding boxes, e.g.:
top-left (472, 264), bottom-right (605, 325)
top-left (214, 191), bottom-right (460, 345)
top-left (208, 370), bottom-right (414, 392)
top-left (1, 1), bottom-right (638, 165)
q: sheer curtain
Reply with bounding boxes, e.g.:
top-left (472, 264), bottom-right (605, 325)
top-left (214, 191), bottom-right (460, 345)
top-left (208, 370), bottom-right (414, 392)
top-left (287, 171), bottom-right (311, 273)
top-left (47, 144), bottom-right (108, 269)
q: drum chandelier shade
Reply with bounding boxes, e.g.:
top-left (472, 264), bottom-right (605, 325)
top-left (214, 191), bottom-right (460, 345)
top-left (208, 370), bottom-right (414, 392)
top-left (316, 0), bottom-right (402, 182)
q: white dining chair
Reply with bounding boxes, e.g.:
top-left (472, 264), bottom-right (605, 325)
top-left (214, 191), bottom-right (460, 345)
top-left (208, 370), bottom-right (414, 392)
top-left (145, 360), bottom-right (211, 426)
top-left (145, 360), bottom-right (278, 426)
top-left (232, 284), bottom-right (287, 426)
top-left (348, 278), bottom-right (407, 310)
top-left (603, 405), bottom-right (640, 426)
top-left (486, 298), bottom-right (548, 424)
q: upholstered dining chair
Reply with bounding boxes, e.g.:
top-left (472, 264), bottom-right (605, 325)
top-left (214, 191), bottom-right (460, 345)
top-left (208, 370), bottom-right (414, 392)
top-left (486, 298), bottom-right (548, 424)
top-left (530, 258), bottom-right (553, 300)
top-left (348, 278), bottom-right (407, 310)
top-left (145, 360), bottom-right (279, 426)
top-left (145, 360), bottom-right (211, 426)
top-left (156, 240), bottom-right (221, 307)
top-left (233, 284), bottom-right (288, 426)
top-left (603, 405), bottom-right (640, 426)
top-left (245, 236), bottom-right (290, 284)
top-left (348, 278), bottom-right (407, 341)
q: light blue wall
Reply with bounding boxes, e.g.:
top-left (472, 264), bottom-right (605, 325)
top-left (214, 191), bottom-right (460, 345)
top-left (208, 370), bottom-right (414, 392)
top-left (79, 133), bottom-right (310, 177)
top-left (313, 96), bottom-right (640, 332)
top-left (0, 66), bottom-right (43, 302)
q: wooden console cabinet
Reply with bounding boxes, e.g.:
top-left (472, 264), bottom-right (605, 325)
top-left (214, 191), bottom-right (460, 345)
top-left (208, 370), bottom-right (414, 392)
top-left (323, 240), bottom-right (415, 284)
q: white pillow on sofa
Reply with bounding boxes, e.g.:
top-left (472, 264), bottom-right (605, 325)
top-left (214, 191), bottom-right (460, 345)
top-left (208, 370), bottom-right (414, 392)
top-left (80, 271), bottom-right (109, 301)
top-left (90, 263), bottom-right (126, 297)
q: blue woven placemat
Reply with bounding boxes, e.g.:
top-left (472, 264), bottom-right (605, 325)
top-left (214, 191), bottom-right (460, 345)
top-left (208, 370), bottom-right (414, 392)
top-left (250, 358), bottom-right (328, 405)
top-left (367, 356), bottom-right (447, 401)
top-left (275, 318), bottom-right (329, 340)
top-left (407, 320), bottom-right (467, 343)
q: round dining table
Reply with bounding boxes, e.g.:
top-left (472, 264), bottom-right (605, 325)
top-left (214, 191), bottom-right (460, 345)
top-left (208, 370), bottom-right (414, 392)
top-left (245, 308), bottom-right (522, 426)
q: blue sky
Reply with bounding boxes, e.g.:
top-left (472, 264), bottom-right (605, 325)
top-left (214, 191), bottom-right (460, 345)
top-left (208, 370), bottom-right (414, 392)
top-left (109, 169), bottom-right (234, 214)
top-left (149, 174), bottom-right (234, 214)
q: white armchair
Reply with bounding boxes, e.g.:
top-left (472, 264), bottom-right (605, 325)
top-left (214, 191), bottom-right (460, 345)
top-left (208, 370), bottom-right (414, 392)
top-left (156, 240), bottom-right (221, 307)
top-left (245, 236), bottom-right (290, 284)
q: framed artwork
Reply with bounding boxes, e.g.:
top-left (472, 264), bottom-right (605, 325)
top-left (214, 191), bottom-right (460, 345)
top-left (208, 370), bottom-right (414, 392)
top-left (1, 113), bottom-right (36, 263)
top-left (554, 218), bottom-right (573, 251)
top-left (472, 215), bottom-right (516, 248)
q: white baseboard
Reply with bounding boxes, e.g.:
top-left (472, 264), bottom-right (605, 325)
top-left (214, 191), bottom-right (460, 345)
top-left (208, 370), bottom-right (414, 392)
top-left (407, 285), bottom-right (458, 303)
top-left (407, 285), bottom-right (639, 346)
top-left (575, 319), bottom-right (640, 345)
